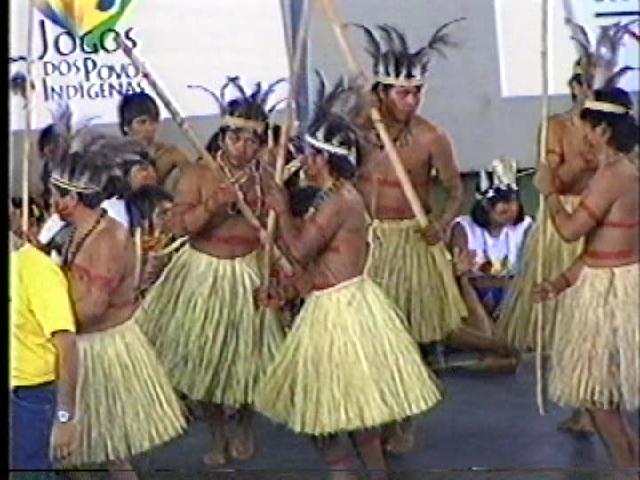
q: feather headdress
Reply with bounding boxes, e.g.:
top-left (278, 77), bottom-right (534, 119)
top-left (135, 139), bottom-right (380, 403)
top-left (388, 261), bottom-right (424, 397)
top-left (476, 157), bottom-right (518, 200)
top-left (304, 71), bottom-right (369, 166)
top-left (188, 76), bottom-right (286, 135)
top-left (566, 18), bottom-right (639, 89)
top-left (350, 19), bottom-right (466, 87)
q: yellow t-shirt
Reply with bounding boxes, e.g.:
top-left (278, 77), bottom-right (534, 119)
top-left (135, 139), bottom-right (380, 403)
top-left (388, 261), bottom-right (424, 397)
top-left (10, 244), bottom-right (76, 387)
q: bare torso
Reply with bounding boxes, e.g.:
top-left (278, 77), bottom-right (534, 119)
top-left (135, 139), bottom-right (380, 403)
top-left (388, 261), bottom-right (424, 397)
top-left (67, 216), bottom-right (138, 333)
top-left (304, 183), bottom-right (369, 290)
top-left (546, 113), bottom-right (597, 195)
top-left (582, 158), bottom-right (640, 267)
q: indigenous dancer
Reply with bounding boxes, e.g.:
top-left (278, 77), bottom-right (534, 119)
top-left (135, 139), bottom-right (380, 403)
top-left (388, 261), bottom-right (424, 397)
top-left (349, 21), bottom-right (466, 454)
top-left (497, 20), bottom-right (637, 434)
top-left (48, 131), bottom-right (186, 479)
top-left (135, 77), bottom-right (285, 466)
top-left (448, 158), bottom-right (533, 370)
top-left (255, 77), bottom-right (442, 480)
top-left (534, 86), bottom-right (639, 471)
top-left (118, 91), bottom-right (191, 192)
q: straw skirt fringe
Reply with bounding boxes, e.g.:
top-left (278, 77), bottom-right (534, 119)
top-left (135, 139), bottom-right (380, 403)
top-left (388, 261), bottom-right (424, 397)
top-left (254, 276), bottom-right (443, 436)
top-left (496, 196), bottom-right (584, 351)
top-left (549, 263), bottom-right (639, 411)
top-left (69, 320), bottom-right (186, 466)
top-left (365, 218), bottom-right (466, 343)
top-left (135, 245), bottom-right (284, 406)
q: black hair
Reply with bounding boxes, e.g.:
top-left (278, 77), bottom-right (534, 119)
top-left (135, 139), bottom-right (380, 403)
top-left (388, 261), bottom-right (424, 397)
top-left (470, 188), bottom-right (525, 230)
top-left (50, 183), bottom-right (105, 209)
top-left (37, 124), bottom-right (61, 156)
top-left (580, 87), bottom-right (638, 154)
top-left (125, 184), bottom-right (173, 234)
top-left (118, 92), bottom-right (160, 135)
top-left (10, 196), bottom-right (46, 225)
top-left (289, 185), bottom-right (323, 218)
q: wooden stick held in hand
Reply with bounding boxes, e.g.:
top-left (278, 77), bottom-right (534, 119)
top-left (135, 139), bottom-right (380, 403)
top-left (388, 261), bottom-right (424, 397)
top-left (263, 0), bottom-right (313, 281)
top-left (316, 0), bottom-right (430, 228)
top-left (536, 0), bottom-right (551, 417)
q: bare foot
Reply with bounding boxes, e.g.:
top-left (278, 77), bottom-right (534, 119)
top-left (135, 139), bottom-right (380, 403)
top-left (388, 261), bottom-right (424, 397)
top-left (203, 448), bottom-right (228, 466)
top-left (383, 427), bottom-right (415, 456)
top-left (557, 410), bottom-right (596, 435)
top-left (229, 423), bottom-right (255, 461)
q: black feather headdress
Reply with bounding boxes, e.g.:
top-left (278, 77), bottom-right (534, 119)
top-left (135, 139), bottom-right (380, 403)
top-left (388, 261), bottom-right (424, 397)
top-left (567, 19), bottom-right (639, 89)
top-left (188, 76), bottom-right (286, 135)
top-left (350, 19), bottom-right (465, 87)
top-left (304, 71), bottom-right (368, 166)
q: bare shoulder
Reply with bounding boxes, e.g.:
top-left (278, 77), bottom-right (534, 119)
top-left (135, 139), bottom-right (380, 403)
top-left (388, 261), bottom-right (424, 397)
top-left (96, 217), bottom-right (132, 251)
top-left (179, 163), bottom-right (220, 186)
top-left (412, 116), bottom-right (449, 140)
top-left (341, 184), bottom-right (367, 219)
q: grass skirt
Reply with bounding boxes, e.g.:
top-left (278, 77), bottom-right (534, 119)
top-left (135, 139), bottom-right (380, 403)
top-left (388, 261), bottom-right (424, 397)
top-left (69, 320), bottom-right (186, 466)
top-left (135, 245), bottom-right (284, 406)
top-left (365, 218), bottom-right (466, 343)
top-left (496, 197), bottom-right (584, 351)
top-left (254, 276), bottom-right (443, 436)
top-left (549, 263), bottom-right (639, 411)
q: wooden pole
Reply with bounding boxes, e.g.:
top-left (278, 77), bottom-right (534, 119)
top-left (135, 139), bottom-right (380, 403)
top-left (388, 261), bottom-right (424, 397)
top-left (116, 37), bottom-right (295, 273)
top-left (21, 2), bottom-right (36, 234)
top-left (316, 0), bottom-right (430, 228)
top-left (536, 0), bottom-right (551, 416)
top-left (263, 0), bottom-right (312, 281)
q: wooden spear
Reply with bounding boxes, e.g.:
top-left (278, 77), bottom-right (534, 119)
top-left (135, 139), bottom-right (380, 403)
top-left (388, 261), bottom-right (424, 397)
top-left (116, 37), bottom-right (295, 274)
top-left (536, 0), bottom-right (551, 416)
top-left (21, 2), bottom-right (36, 234)
top-left (263, 0), bottom-right (312, 281)
top-left (316, 0), bottom-right (430, 228)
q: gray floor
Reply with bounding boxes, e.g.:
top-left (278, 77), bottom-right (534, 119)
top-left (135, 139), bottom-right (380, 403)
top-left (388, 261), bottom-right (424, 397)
top-left (118, 356), bottom-right (639, 480)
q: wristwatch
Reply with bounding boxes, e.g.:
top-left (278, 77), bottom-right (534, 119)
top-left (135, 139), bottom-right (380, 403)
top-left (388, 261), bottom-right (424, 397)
top-left (56, 410), bottom-right (73, 423)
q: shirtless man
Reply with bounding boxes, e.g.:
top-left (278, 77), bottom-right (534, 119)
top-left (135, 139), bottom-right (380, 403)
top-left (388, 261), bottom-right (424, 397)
top-left (118, 92), bottom-right (191, 192)
top-left (255, 79), bottom-right (442, 480)
top-left (534, 86), bottom-right (639, 471)
top-left (350, 22), bottom-right (467, 453)
top-left (136, 77), bottom-right (284, 466)
top-left (498, 19), bottom-right (637, 434)
top-left (48, 133), bottom-right (186, 479)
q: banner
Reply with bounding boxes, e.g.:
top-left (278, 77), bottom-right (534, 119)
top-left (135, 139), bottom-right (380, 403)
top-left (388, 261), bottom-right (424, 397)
top-left (9, 0), bottom-right (290, 131)
top-left (495, 0), bottom-right (639, 97)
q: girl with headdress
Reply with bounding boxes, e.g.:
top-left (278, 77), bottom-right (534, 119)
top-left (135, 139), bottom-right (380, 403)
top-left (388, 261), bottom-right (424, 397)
top-left (254, 76), bottom-right (442, 480)
top-left (447, 159), bottom-right (533, 371)
top-left (118, 91), bottom-right (192, 193)
top-left (46, 128), bottom-right (187, 478)
top-left (496, 19), bottom-right (638, 434)
top-left (348, 19), bottom-right (467, 454)
top-left (533, 86), bottom-right (639, 469)
top-left (134, 76), bottom-right (286, 466)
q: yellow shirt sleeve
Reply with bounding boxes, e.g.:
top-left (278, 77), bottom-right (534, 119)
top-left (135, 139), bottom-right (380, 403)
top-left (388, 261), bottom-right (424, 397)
top-left (27, 250), bottom-right (76, 338)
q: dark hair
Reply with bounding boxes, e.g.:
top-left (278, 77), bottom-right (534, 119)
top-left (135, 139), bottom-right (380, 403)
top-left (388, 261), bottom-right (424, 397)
top-left (118, 92), bottom-right (160, 135)
top-left (580, 87), bottom-right (638, 154)
top-left (470, 188), bottom-right (525, 230)
top-left (10, 196), bottom-right (46, 225)
top-left (37, 124), bottom-right (61, 156)
top-left (126, 185), bottom-right (173, 234)
top-left (310, 144), bottom-right (359, 180)
top-left (289, 185), bottom-right (323, 218)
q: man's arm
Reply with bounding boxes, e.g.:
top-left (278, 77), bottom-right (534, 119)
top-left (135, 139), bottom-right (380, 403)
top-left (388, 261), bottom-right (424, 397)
top-left (547, 168), bottom-right (617, 242)
top-left (276, 196), bottom-right (344, 265)
top-left (51, 331), bottom-right (77, 416)
top-left (167, 166), bottom-right (232, 236)
top-left (430, 129), bottom-right (464, 230)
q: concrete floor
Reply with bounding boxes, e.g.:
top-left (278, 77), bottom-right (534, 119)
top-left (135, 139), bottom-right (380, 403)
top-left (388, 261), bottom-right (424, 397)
top-left (112, 356), bottom-right (639, 480)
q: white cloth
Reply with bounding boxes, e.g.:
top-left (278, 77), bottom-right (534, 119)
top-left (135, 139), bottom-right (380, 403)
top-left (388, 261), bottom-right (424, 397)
top-left (452, 215), bottom-right (533, 276)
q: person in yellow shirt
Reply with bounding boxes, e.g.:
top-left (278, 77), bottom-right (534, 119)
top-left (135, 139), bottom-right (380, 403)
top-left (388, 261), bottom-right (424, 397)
top-left (10, 198), bottom-right (79, 475)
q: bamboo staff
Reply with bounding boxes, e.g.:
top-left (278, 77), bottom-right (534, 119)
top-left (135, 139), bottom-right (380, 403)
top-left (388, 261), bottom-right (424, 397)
top-left (316, 0), bottom-right (430, 228)
top-left (22, 2), bottom-right (36, 234)
top-left (263, 0), bottom-right (312, 281)
top-left (536, 0), bottom-right (551, 416)
top-left (116, 37), bottom-right (295, 274)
